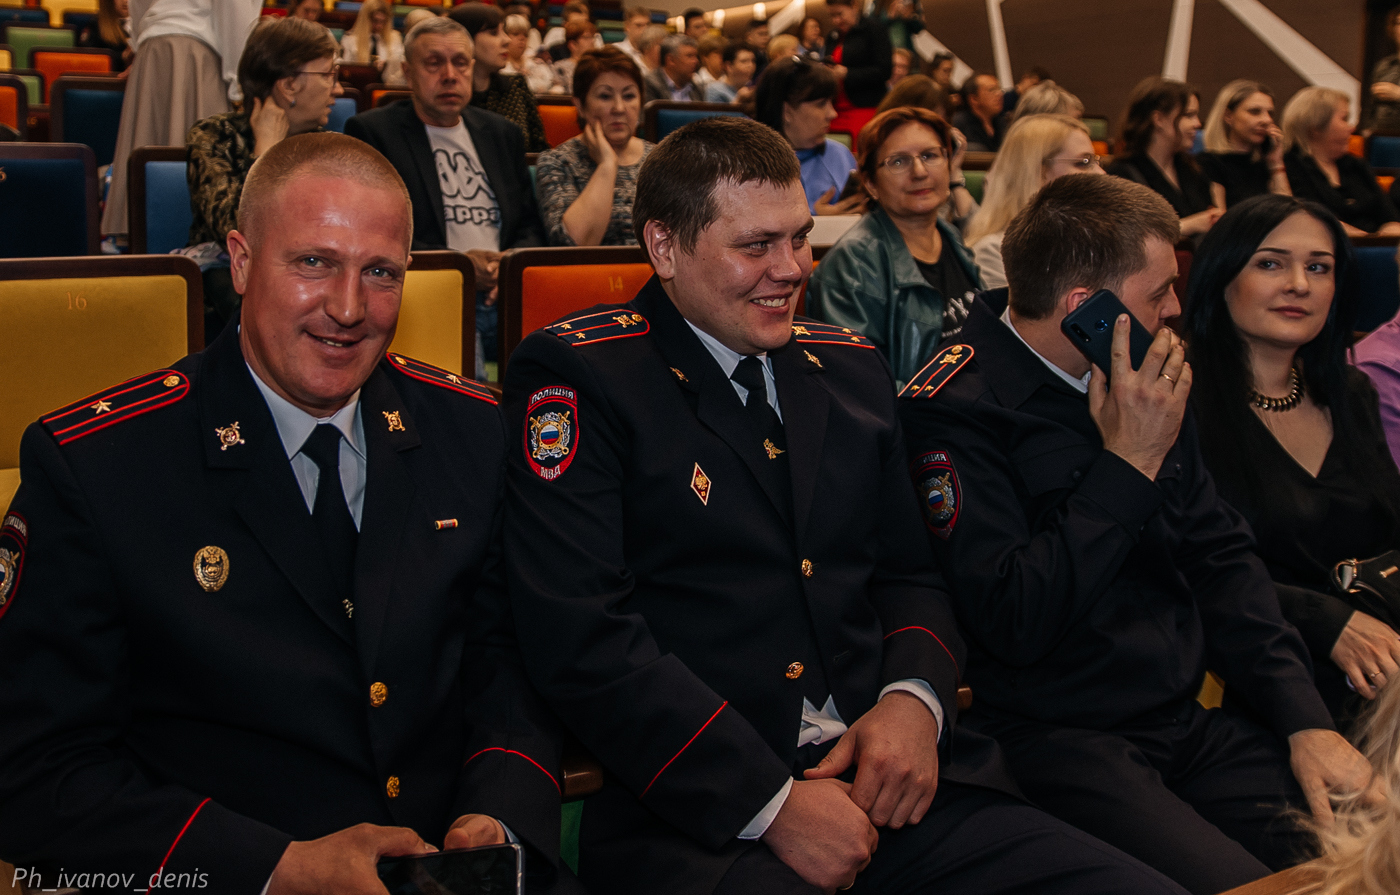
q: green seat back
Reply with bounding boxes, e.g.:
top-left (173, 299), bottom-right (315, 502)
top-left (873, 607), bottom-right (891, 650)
top-left (964, 170), bottom-right (985, 204)
top-left (5, 25), bottom-right (72, 67)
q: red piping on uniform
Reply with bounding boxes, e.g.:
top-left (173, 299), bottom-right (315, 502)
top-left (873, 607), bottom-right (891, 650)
top-left (46, 372), bottom-right (179, 426)
top-left (884, 626), bottom-right (959, 673)
top-left (641, 701), bottom-right (727, 799)
top-left (145, 797), bottom-right (210, 894)
top-left (464, 747), bottom-right (561, 793)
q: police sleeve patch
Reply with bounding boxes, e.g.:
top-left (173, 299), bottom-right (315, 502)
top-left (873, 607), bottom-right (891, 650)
top-left (524, 386), bottom-right (579, 481)
top-left (912, 452), bottom-right (960, 539)
top-left (0, 513), bottom-right (28, 621)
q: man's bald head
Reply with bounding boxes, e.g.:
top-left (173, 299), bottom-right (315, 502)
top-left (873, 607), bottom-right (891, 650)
top-left (236, 132), bottom-right (413, 250)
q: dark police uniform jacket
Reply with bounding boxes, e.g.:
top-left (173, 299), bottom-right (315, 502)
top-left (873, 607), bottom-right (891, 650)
top-left (503, 278), bottom-right (1010, 895)
top-left (0, 323), bottom-right (566, 893)
top-left (897, 291), bottom-right (1333, 739)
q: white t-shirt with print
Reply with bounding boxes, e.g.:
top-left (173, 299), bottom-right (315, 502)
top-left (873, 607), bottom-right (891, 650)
top-left (425, 120), bottom-right (502, 253)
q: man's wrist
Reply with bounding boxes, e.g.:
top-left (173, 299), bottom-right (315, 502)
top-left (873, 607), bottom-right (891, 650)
top-left (740, 777), bottom-right (793, 840)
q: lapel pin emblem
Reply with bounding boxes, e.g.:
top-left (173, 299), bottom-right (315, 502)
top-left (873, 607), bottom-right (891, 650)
top-left (383, 410), bottom-right (406, 433)
top-left (342, 598), bottom-right (355, 619)
top-left (803, 350), bottom-right (822, 368)
top-left (691, 463), bottom-right (712, 505)
top-left (764, 439), bottom-right (785, 460)
top-left (670, 367), bottom-right (688, 382)
top-left (193, 546), bottom-right (230, 592)
top-left (214, 422), bottom-right (245, 451)
top-left (90, 399), bottom-right (112, 414)
top-left (434, 519), bottom-right (459, 530)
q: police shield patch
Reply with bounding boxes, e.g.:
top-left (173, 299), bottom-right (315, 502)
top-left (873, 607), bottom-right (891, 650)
top-left (0, 513), bottom-right (27, 620)
top-left (912, 451), bottom-right (960, 539)
top-left (525, 386), bottom-right (579, 481)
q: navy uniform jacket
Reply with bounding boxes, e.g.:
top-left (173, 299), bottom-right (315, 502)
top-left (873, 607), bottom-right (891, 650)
top-left (344, 100), bottom-right (545, 253)
top-left (503, 278), bottom-right (1009, 895)
top-left (0, 323), bottom-right (566, 893)
top-left (897, 291), bottom-right (1333, 739)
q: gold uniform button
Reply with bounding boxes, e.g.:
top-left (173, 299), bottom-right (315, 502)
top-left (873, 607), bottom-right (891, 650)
top-left (370, 682), bottom-right (388, 707)
top-left (786, 662), bottom-right (804, 680)
top-left (801, 559), bottom-right (814, 577)
top-left (386, 776), bottom-right (401, 799)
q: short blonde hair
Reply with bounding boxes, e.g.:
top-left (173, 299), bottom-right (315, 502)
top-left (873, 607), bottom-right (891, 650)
top-left (1010, 80), bottom-right (1082, 122)
top-left (966, 114), bottom-right (1090, 246)
top-left (1203, 80), bottom-right (1272, 153)
top-left (1282, 86), bottom-right (1349, 157)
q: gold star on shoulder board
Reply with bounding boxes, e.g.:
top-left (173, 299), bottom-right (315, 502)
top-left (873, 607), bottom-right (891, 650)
top-left (90, 399), bottom-right (112, 414)
top-left (803, 350), bottom-right (822, 368)
top-left (764, 439), bottom-right (785, 460)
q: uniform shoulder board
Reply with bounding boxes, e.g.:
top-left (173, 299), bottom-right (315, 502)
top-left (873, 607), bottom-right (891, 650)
top-left (41, 369), bottom-right (190, 446)
top-left (387, 353), bottom-right (497, 404)
top-left (544, 308), bottom-right (649, 346)
top-left (790, 321), bottom-right (876, 349)
top-left (899, 345), bottom-right (975, 399)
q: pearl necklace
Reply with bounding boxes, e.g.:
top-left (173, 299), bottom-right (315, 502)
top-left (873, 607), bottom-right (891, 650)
top-left (1250, 364), bottom-right (1304, 412)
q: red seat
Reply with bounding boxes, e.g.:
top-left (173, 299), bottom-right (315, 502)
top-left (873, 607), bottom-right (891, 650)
top-left (30, 46), bottom-right (112, 101)
top-left (536, 96), bottom-right (581, 148)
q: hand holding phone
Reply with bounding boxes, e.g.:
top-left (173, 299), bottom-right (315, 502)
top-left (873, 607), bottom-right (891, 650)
top-left (1061, 290), bottom-right (1190, 481)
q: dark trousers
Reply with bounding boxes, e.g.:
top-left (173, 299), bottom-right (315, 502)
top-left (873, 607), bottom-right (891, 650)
top-left (714, 781), bottom-right (1186, 895)
top-left (971, 703), bottom-right (1312, 895)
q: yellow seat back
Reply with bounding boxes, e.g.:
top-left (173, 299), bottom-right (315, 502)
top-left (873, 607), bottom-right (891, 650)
top-left (389, 251), bottom-right (474, 376)
top-left (0, 256), bottom-right (201, 512)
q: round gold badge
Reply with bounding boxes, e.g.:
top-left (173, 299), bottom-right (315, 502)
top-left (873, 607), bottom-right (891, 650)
top-left (193, 546), bottom-right (230, 592)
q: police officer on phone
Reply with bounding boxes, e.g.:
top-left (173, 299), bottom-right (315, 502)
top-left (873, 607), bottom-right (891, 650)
top-left (898, 174), bottom-right (1377, 895)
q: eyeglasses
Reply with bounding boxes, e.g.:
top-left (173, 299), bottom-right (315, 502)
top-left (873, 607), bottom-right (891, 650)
top-left (1048, 154), bottom-right (1102, 170)
top-left (877, 148), bottom-right (948, 173)
top-left (296, 64), bottom-right (340, 84)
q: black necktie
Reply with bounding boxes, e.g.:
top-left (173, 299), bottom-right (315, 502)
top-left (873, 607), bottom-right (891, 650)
top-left (301, 424), bottom-right (358, 621)
top-left (731, 356), bottom-right (794, 520)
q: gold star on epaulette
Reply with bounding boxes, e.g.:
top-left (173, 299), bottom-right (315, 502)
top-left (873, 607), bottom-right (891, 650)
top-left (574, 331), bottom-right (587, 340)
top-left (90, 400), bottom-right (112, 414)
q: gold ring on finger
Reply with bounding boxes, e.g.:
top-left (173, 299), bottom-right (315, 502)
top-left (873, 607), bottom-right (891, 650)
top-left (1160, 373), bottom-right (1176, 384)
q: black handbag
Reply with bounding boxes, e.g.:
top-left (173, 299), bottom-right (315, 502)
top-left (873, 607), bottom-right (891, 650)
top-left (1331, 549), bottom-right (1400, 630)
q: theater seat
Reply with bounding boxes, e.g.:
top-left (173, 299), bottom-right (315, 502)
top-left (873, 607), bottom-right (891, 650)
top-left (498, 245), bottom-right (654, 371)
top-left (28, 43), bottom-right (107, 100)
top-left (1352, 235), bottom-right (1400, 332)
top-left (127, 145), bottom-right (190, 255)
top-left (0, 142), bottom-right (99, 257)
top-left (641, 99), bottom-right (746, 143)
top-left (0, 255), bottom-right (203, 513)
top-left (0, 23), bottom-right (73, 68)
top-left (326, 92), bottom-right (358, 133)
top-left (0, 71), bottom-right (27, 138)
top-left (389, 250), bottom-right (477, 376)
top-left (536, 94), bottom-right (582, 147)
top-left (49, 74), bottom-right (123, 167)
top-left (1368, 131), bottom-right (1400, 170)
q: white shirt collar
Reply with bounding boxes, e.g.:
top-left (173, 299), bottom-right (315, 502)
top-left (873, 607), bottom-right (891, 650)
top-left (247, 362), bottom-right (365, 461)
top-left (684, 318), bottom-right (768, 378)
top-left (1000, 305), bottom-right (1091, 394)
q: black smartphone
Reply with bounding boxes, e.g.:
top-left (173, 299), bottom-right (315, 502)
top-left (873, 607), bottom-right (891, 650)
top-left (1059, 289), bottom-right (1155, 384)
top-left (378, 843), bottom-right (523, 895)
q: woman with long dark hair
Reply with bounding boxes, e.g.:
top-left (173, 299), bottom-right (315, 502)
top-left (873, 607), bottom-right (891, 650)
top-left (1183, 194), bottom-right (1400, 729)
top-left (1107, 76), bottom-right (1220, 238)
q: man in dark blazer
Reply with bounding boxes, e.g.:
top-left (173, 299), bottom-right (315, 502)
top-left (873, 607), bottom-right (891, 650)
top-left (0, 133), bottom-right (570, 895)
top-left (502, 117), bottom-right (1184, 895)
top-left (642, 33), bottom-right (703, 103)
top-left (345, 15), bottom-right (543, 373)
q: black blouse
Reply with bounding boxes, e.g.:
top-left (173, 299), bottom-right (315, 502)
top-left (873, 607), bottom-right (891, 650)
top-left (1197, 151), bottom-right (1272, 209)
top-left (1201, 370), bottom-right (1400, 720)
top-left (1285, 149), bottom-right (1400, 233)
top-left (1106, 152), bottom-right (1213, 218)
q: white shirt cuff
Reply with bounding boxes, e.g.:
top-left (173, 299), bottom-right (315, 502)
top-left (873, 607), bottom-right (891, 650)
top-left (879, 679), bottom-right (944, 742)
top-left (738, 777), bottom-right (793, 840)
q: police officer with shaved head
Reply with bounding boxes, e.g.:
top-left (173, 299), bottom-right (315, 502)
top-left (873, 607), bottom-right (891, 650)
top-left (0, 133), bottom-right (575, 895)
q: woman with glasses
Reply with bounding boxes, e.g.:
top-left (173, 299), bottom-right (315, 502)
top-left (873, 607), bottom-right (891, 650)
top-left (1199, 80), bottom-right (1291, 210)
top-left (807, 106), bottom-right (985, 388)
top-left (965, 114), bottom-right (1102, 289)
top-left (185, 15), bottom-right (343, 338)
